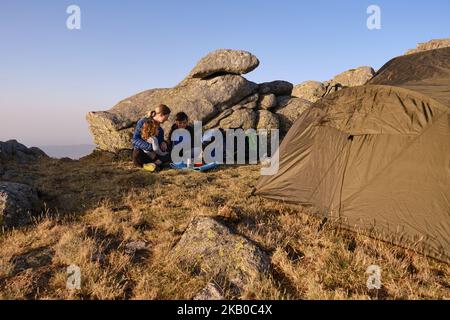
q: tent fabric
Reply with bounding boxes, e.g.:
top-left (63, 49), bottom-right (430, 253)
top-left (255, 48), bottom-right (450, 262)
top-left (369, 46), bottom-right (450, 106)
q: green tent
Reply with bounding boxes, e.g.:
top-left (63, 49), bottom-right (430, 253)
top-left (256, 47), bottom-right (450, 262)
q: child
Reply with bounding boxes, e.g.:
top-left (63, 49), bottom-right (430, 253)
top-left (168, 112), bottom-right (194, 150)
top-left (142, 118), bottom-right (168, 156)
top-left (137, 118), bottom-right (168, 171)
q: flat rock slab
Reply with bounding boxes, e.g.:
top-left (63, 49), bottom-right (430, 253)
top-left (187, 49), bottom-right (259, 79)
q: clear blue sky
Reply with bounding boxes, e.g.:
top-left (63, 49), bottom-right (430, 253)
top-left (1, 0), bottom-right (449, 147)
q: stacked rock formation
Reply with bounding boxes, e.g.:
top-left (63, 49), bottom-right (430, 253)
top-left (86, 49), bottom-right (305, 152)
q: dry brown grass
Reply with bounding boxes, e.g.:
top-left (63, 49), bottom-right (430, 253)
top-left (0, 154), bottom-right (449, 300)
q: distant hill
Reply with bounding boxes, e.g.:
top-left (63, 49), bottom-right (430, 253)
top-left (39, 144), bottom-right (96, 159)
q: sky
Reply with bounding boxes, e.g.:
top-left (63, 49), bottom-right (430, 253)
top-left (0, 0), bottom-right (449, 147)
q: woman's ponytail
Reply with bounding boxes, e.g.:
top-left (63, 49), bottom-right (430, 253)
top-left (146, 104), bottom-right (170, 119)
top-left (146, 110), bottom-right (156, 119)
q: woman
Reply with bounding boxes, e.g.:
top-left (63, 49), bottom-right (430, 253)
top-left (132, 104), bottom-right (171, 168)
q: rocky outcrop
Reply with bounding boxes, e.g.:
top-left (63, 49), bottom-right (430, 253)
top-left (87, 50), bottom-right (379, 152)
top-left (171, 216), bottom-right (270, 292)
top-left (87, 74), bottom-right (258, 151)
top-left (0, 182), bottom-right (43, 228)
top-left (292, 67), bottom-right (375, 103)
top-left (0, 140), bottom-right (48, 163)
top-left (405, 38), bottom-right (450, 55)
top-left (87, 50), bottom-right (299, 152)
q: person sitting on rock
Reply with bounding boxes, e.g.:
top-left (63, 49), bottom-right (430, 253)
top-left (132, 104), bottom-right (171, 169)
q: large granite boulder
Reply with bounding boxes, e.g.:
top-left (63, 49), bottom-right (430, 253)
top-left (292, 81), bottom-right (326, 103)
top-left (405, 38), bottom-right (450, 55)
top-left (187, 49), bottom-right (259, 79)
top-left (258, 80), bottom-right (293, 96)
top-left (275, 97), bottom-right (312, 134)
top-left (0, 140), bottom-right (48, 163)
top-left (258, 93), bottom-right (278, 110)
top-left (215, 108), bottom-right (257, 130)
top-left (0, 182), bottom-right (43, 228)
top-left (171, 216), bottom-right (270, 292)
top-left (330, 66), bottom-right (375, 87)
top-left (256, 110), bottom-right (279, 130)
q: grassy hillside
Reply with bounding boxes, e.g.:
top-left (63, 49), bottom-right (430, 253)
top-left (0, 153), bottom-right (448, 299)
